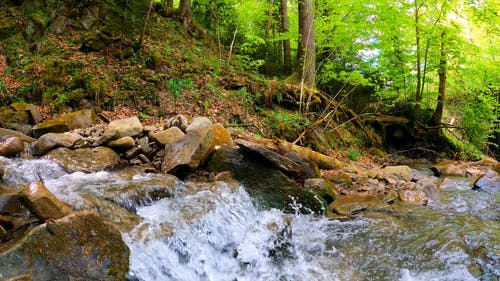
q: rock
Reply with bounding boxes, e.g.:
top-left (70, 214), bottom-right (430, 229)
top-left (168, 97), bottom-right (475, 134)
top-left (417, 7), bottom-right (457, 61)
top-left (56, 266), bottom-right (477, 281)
top-left (0, 211), bottom-right (129, 280)
top-left (207, 145), bottom-right (324, 214)
top-left (0, 225), bottom-right (6, 241)
top-left (381, 165), bottom-right (413, 182)
top-left (398, 189), bottom-right (427, 204)
top-left (367, 147), bottom-right (386, 158)
top-left (106, 136), bottom-right (136, 151)
top-left (18, 182), bottom-right (72, 220)
top-left (31, 132), bottom-right (84, 156)
top-left (149, 126), bottom-right (185, 145)
top-left (328, 194), bottom-right (383, 215)
top-left (326, 170), bottom-right (353, 185)
top-left (211, 124), bottom-right (233, 150)
top-left (285, 151), bottom-right (319, 178)
top-left (304, 178), bottom-right (340, 204)
top-left (166, 114), bottom-right (188, 131)
top-left (0, 137), bottom-right (24, 157)
top-left (235, 139), bottom-right (306, 179)
top-left (125, 147), bottom-right (141, 159)
top-left (10, 102), bottom-right (42, 124)
top-left (104, 116), bottom-right (143, 139)
top-left (31, 109), bottom-right (98, 138)
top-left (0, 128), bottom-right (36, 143)
top-left (44, 147), bottom-right (120, 173)
top-left (137, 137), bottom-right (152, 154)
top-left (440, 164), bottom-right (466, 177)
top-left (161, 117), bottom-right (214, 174)
top-left (474, 169), bottom-right (500, 190)
top-left (415, 178), bottom-right (441, 203)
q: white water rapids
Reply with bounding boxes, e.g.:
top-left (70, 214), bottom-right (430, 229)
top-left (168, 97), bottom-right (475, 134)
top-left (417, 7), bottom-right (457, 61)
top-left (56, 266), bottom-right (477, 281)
top-left (1, 157), bottom-right (498, 281)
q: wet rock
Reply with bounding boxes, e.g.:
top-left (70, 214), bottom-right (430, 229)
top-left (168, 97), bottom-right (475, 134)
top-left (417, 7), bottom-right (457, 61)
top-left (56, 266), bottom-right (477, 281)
top-left (44, 147), bottom-right (120, 173)
top-left (0, 128), bottom-right (36, 143)
top-left (474, 169), bottom-right (500, 190)
top-left (106, 136), bottom-right (135, 151)
top-left (235, 139), bottom-right (306, 179)
top-left (382, 165), bottom-right (413, 182)
top-left (0, 137), bottom-right (24, 157)
top-left (326, 170), bottom-right (353, 185)
top-left (0, 211), bottom-right (129, 280)
top-left (104, 116), bottom-right (143, 139)
top-left (150, 126), bottom-right (185, 145)
top-left (18, 182), bottom-right (72, 220)
top-left (31, 109), bottom-right (98, 138)
top-left (31, 132), bottom-right (84, 156)
top-left (415, 178), bottom-right (441, 203)
top-left (328, 194), bottom-right (383, 215)
top-left (398, 189), bottom-right (427, 204)
top-left (304, 178), bottom-right (340, 204)
top-left (207, 145), bottom-right (324, 214)
top-left (166, 114), bottom-right (188, 131)
top-left (211, 124), bottom-right (233, 149)
top-left (161, 117), bottom-right (214, 174)
top-left (440, 164), bottom-right (466, 177)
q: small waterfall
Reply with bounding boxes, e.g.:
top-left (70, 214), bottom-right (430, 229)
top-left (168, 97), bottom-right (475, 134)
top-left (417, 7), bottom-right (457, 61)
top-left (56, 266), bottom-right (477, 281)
top-left (1, 156), bottom-right (498, 280)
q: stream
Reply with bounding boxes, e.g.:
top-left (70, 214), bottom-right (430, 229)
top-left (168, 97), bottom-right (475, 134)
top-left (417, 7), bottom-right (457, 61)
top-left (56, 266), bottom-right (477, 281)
top-left (1, 156), bottom-right (499, 281)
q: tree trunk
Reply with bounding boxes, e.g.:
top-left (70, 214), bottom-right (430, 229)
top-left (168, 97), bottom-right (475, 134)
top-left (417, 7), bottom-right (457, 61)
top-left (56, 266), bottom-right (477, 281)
top-left (433, 30), bottom-right (447, 126)
top-left (414, 0), bottom-right (422, 103)
top-left (297, 0), bottom-right (315, 87)
top-left (179, 0), bottom-right (192, 30)
top-left (280, 0), bottom-right (291, 75)
top-left (138, 0), bottom-right (154, 50)
top-left (264, 0), bottom-right (275, 75)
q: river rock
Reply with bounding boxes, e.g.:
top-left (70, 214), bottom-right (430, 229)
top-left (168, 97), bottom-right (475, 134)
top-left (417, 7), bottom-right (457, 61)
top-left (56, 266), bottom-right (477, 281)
top-left (104, 116), bottom-right (143, 139)
top-left (161, 117), bottom-right (214, 174)
top-left (106, 136), bottom-right (136, 151)
top-left (44, 147), bottom-right (120, 173)
top-left (31, 109), bottom-right (98, 138)
top-left (31, 132), bottom-right (84, 156)
top-left (398, 189), bottom-right (427, 204)
top-left (328, 194), bottom-right (383, 215)
top-left (415, 178), bottom-right (441, 203)
top-left (440, 164), bottom-right (466, 177)
top-left (207, 145), bottom-right (324, 214)
top-left (150, 126), bottom-right (185, 145)
top-left (10, 102), bottom-right (43, 124)
top-left (18, 182), bottom-right (72, 220)
top-left (0, 128), bottom-right (36, 143)
top-left (235, 139), bottom-right (306, 180)
top-left (304, 178), bottom-right (340, 204)
top-left (0, 211), bottom-right (129, 280)
top-left (473, 169), bottom-right (500, 190)
top-left (0, 137), bottom-right (24, 157)
top-left (211, 124), bottom-right (233, 149)
top-left (166, 114), bottom-right (188, 131)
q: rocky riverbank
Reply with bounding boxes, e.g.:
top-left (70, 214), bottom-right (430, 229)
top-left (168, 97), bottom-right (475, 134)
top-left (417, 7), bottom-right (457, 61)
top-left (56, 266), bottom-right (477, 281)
top-left (1, 103), bottom-right (499, 279)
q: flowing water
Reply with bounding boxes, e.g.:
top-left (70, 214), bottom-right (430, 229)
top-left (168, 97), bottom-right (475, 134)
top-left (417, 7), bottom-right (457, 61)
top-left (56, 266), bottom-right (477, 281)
top-left (1, 157), bottom-right (499, 281)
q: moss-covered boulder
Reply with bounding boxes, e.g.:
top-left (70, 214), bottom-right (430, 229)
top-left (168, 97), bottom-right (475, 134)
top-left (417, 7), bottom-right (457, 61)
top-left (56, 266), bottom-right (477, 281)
top-left (31, 109), bottom-right (98, 138)
top-left (207, 145), bottom-right (324, 214)
top-left (44, 146), bottom-right (120, 173)
top-left (0, 211), bottom-right (129, 280)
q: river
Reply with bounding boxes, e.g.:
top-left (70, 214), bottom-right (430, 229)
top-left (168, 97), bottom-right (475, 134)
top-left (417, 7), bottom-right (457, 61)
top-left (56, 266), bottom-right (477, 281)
top-left (1, 157), bottom-right (499, 280)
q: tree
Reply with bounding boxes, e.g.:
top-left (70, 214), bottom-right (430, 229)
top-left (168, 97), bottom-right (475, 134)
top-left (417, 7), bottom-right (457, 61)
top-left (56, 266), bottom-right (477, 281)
top-left (433, 30), bottom-right (446, 126)
top-left (280, 0), bottom-right (292, 74)
top-left (179, 0), bottom-right (193, 30)
top-left (297, 0), bottom-right (315, 87)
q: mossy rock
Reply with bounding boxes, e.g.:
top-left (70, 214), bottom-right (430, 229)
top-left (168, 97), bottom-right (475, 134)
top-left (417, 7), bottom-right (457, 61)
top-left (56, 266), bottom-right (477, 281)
top-left (31, 109), bottom-right (97, 137)
top-left (0, 211), bottom-right (129, 280)
top-left (23, 13), bottom-right (48, 41)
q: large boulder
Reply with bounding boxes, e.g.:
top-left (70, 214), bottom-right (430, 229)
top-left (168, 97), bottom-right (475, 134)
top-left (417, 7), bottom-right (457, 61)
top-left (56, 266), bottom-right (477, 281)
top-left (207, 145), bottom-right (324, 214)
top-left (106, 136), bottom-right (136, 151)
top-left (474, 169), bottom-right (500, 190)
top-left (149, 126), bottom-right (185, 145)
top-left (31, 132), bottom-right (84, 156)
top-left (328, 194), bottom-right (385, 216)
top-left (18, 182), bottom-right (72, 220)
top-left (10, 102), bottom-right (43, 124)
top-left (0, 137), bottom-right (24, 157)
top-left (31, 109), bottom-right (98, 138)
top-left (44, 147), bottom-right (120, 173)
top-left (161, 117), bottom-right (214, 174)
top-left (369, 165), bottom-right (413, 184)
top-left (0, 211), bottom-right (129, 280)
top-left (0, 128), bottom-right (36, 143)
top-left (104, 117), bottom-right (143, 139)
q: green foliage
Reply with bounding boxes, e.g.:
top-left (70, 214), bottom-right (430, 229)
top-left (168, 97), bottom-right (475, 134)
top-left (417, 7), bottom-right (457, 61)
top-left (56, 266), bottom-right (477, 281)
top-left (265, 109), bottom-right (311, 140)
top-left (104, 0), bottom-right (150, 42)
top-left (167, 78), bottom-right (194, 109)
top-left (347, 149), bottom-right (360, 161)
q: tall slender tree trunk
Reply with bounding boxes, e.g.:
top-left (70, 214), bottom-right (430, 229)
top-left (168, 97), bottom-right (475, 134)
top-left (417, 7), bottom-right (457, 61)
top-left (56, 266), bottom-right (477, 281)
top-left (264, 0), bottom-right (275, 75)
top-left (433, 30), bottom-right (447, 126)
top-left (179, 0), bottom-right (192, 30)
top-left (414, 0), bottom-right (422, 103)
top-left (280, 0), bottom-right (291, 75)
top-left (297, 0), bottom-right (315, 87)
